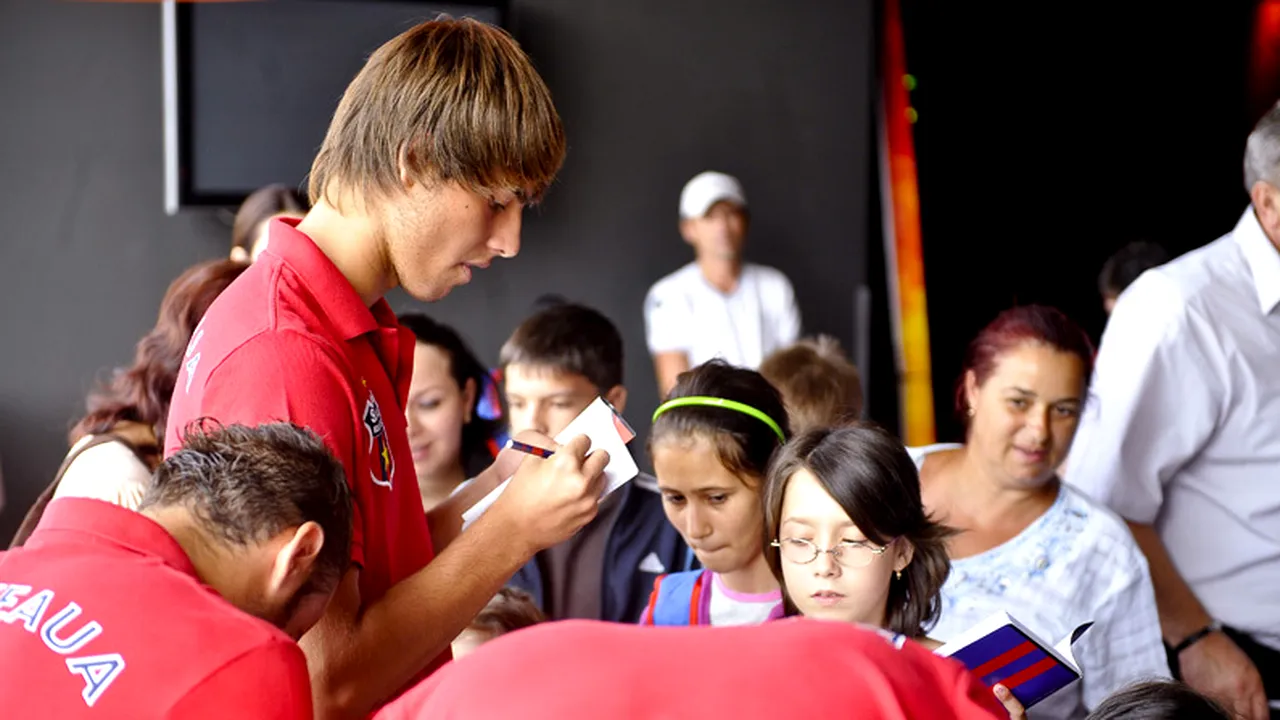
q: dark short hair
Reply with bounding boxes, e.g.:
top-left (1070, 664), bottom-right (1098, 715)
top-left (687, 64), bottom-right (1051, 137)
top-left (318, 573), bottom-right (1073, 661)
top-left (398, 313), bottom-right (498, 476)
top-left (231, 184), bottom-right (307, 254)
top-left (764, 423), bottom-right (953, 636)
top-left (499, 303), bottom-right (624, 392)
top-left (759, 335), bottom-right (863, 433)
top-left (649, 360), bottom-right (791, 485)
top-left (1098, 241), bottom-right (1169, 298)
top-left (469, 586), bottom-right (545, 636)
top-left (1084, 681), bottom-right (1230, 720)
top-left (143, 422), bottom-right (353, 590)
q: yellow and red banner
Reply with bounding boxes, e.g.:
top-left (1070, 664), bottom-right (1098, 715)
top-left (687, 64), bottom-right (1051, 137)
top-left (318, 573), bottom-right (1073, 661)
top-left (879, 0), bottom-right (935, 445)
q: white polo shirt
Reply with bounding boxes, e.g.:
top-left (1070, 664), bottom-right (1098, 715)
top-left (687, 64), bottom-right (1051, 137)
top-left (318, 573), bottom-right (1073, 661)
top-left (643, 262), bottom-right (800, 369)
top-left (1065, 207), bottom-right (1280, 651)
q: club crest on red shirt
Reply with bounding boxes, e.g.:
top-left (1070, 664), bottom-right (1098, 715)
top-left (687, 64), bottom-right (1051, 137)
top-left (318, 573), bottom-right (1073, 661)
top-left (363, 392), bottom-right (394, 489)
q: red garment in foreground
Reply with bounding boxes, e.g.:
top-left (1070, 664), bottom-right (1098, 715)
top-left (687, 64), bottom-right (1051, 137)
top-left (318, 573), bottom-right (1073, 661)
top-left (375, 618), bottom-right (1006, 720)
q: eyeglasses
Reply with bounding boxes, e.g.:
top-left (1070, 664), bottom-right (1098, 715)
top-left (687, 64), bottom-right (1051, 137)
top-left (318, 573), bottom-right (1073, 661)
top-left (771, 537), bottom-right (892, 569)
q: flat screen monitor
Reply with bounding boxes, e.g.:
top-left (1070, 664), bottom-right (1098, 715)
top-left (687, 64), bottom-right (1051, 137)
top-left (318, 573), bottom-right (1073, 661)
top-left (161, 0), bottom-right (506, 214)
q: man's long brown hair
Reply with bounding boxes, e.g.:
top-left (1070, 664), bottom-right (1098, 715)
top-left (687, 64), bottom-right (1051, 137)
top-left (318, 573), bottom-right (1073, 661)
top-left (309, 17), bottom-right (566, 211)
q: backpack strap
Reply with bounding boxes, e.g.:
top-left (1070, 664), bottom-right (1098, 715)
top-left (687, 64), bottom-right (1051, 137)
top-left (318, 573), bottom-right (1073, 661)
top-left (8, 433), bottom-right (128, 549)
top-left (647, 570), bottom-right (706, 626)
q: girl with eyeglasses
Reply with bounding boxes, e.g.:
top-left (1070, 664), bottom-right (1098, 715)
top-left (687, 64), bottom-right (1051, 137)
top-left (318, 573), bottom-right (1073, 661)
top-left (763, 422), bottom-right (1025, 719)
top-left (640, 360), bottom-right (791, 626)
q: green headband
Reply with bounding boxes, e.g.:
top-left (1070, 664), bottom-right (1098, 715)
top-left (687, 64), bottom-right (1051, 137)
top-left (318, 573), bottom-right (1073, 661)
top-left (652, 396), bottom-right (787, 444)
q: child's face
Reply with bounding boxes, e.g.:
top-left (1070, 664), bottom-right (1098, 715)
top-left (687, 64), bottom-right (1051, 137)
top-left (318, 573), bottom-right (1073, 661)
top-left (652, 436), bottom-right (764, 575)
top-left (777, 468), bottom-right (908, 628)
top-left (504, 364), bottom-right (600, 438)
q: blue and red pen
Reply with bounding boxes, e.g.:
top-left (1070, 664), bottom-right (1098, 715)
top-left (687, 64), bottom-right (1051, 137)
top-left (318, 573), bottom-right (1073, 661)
top-left (505, 438), bottom-right (555, 459)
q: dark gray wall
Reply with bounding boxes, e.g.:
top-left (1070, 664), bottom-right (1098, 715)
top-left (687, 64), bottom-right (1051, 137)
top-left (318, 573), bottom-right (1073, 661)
top-left (0, 0), bottom-right (873, 540)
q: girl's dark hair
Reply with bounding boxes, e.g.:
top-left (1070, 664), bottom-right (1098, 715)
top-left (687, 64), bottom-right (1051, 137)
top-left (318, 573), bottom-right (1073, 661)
top-left (764, 423), bottom-right (954, 637)
top-left (231, 183), bottom-right (307, 254)
top-left (398, 313), bottom-right (498, 476)
top-left (72, 259), bottom-right (248, 447)
top-left (955, 304), bottom-right (1095, 425)
top-left (1084, 681), bottom-right (1230, 720)
top-left (648, 359), bottom-right (791, 484)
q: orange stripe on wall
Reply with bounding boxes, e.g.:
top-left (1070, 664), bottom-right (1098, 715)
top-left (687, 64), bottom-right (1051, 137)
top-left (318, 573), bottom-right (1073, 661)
top-left (880, 0), bottom-right (936, 444)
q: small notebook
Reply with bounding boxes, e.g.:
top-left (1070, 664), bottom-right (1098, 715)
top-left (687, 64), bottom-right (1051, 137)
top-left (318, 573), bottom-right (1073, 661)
top-left (935, 611), bottom-right (1092, 709)
top-left (460, 397), bottom-right (638, 530)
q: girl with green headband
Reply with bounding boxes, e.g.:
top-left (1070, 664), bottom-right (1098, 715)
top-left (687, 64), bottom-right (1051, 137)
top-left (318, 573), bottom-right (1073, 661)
top-left (639, 360), bottom-right (791, 626)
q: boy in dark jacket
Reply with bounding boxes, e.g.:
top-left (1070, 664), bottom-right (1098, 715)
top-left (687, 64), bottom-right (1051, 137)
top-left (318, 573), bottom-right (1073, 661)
top-left (501, 302), bottom-right (691, 622)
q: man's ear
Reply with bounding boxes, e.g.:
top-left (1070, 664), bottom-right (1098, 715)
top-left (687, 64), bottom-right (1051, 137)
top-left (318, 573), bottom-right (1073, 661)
top-left (268, 522), bottom-right (324, 599)
top-left (604, 385), bottom-right (628, 415)
top-left (398, 145), bottom-right (417, 190)
top-left (678, 218), bottom-right (698, 246)
top-left (1250, 181), bottom-right (1280, 246)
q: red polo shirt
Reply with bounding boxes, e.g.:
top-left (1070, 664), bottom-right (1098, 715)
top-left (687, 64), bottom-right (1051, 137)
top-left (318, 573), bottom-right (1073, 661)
top-left (164, 219), bottom-right (443, 673)
top-left (375, 619), bottom-right (1006, 720)
top-left (0, 498), bottom-right (311, 718)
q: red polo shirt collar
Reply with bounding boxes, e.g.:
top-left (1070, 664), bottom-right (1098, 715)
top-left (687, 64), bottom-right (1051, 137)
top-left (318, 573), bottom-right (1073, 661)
top-left (264, 218), bottom-right (401, 341)
top-left (30, 498), bottom-right (198, 579)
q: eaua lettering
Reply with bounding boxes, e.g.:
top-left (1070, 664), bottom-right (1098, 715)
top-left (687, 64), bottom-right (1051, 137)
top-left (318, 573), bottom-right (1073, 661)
top-left (0, 582), bottom-right (125, 707)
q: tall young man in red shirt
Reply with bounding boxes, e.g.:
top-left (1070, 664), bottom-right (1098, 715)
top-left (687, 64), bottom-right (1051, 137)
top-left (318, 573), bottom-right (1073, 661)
top-left (164, 17), bottom-right (609, 719)
top-left (0, 422), bottom-right (353, 718)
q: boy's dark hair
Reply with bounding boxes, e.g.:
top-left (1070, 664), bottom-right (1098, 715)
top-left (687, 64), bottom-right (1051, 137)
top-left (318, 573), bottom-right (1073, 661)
top-left (1098, 241), bottom-right (1169, 298)
top-left (1084, 681), bottom-right (1230, 720)
top-left (469, 586), bottom-right (546, 637)
top-left (649, 360), bottom-right (791, 485)
top-left (143, 421), bottom-right (353, 591)
top-left (398, 312), bottom-right (499, 476)
top-left (499, 303), bottom-right (624, 392)
top-left (764, 423), bottom-right (953, 636)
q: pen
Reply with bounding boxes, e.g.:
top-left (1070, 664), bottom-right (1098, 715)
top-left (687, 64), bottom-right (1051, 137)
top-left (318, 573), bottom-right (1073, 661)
top-left (504, 438), bottom-right (555, 459)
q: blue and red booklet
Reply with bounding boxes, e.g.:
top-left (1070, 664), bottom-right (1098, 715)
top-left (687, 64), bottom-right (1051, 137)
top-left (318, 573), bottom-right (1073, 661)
top-left (936, 611), bottom-right (1093, 709)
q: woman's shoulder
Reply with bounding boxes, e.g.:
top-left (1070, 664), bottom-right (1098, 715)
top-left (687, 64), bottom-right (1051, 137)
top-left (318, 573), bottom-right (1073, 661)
top-left (54, 436), bottom-right (152, 510)
top-left (1054, 484), bottom-right (1148, 562)
top-left (905, 443), bottom-right (963, 471)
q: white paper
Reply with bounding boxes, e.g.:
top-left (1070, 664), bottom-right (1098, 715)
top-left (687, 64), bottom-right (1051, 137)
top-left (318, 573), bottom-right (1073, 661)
top-left (460, 398), bottom-right (639, 530)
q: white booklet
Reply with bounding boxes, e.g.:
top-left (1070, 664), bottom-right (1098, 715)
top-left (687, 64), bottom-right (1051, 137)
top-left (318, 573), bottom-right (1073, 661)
top-left (460, 397), bottom-right (638, 530)
top-left (935, 611), bottom-right (1092, 708)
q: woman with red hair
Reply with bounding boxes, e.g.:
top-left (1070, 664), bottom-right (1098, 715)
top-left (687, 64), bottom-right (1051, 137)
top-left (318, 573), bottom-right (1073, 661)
top-left (910, 305), bottom-right (1168, 718)
top-left (9, 259), bottom-right (246, 546)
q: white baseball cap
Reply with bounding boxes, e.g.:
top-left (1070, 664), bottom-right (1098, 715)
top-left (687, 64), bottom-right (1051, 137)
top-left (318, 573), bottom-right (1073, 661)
top-left (679, 171), bottom-right (747, 219)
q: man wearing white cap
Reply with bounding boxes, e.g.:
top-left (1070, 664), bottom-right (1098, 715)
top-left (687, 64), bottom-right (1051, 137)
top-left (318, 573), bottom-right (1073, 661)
top-left (644, 171), bottom-right (801, 396)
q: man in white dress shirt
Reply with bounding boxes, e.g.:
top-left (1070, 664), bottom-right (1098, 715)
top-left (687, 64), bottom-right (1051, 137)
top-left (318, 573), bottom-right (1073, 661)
top-left (644, 171), bottom-right (801, 397)
top-left (1066, 103), bottom-right (1280, 720)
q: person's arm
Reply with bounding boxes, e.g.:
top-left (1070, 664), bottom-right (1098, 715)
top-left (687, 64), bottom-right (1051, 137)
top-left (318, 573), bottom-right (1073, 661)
top-left (422, 430), bottom-right (555, 556)
top-left (652, 351), bottom-right (691, 399)
top-left (188, 338), bottom-right (609, 718)
top-left (775, 273), bottom-right (801, 346)
top-left (168, 641), bottom-right (313, 720)
top-left (1064, 274), bottom-right (1266, 719)
top-left (644, 282), bottom-right (692, 398)
top-left (303, 434), bottom-right (608, 719)
top-left (1127, 522), bottom-right (1267, 720)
